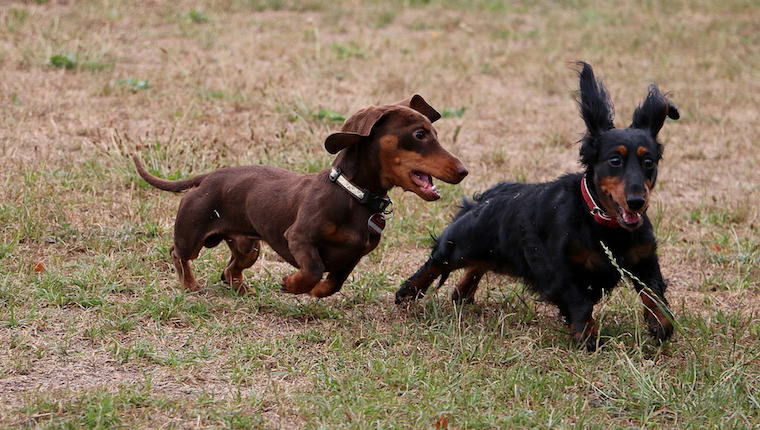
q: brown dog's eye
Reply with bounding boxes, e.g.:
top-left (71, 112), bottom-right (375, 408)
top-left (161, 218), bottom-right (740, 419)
top-left (414, 130), bottom-right (425, 140)
top-left (609, 156), bottom-right (622, 167)
top-left (643, 158), bottom-right (655, 169)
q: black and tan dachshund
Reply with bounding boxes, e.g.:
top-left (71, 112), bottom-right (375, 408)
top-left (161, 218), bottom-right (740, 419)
top-left (396, 63), bottom-right (679, 351)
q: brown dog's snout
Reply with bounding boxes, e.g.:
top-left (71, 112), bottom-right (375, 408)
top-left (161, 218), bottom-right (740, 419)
top-left (456, 163), bottom-right (469, 181)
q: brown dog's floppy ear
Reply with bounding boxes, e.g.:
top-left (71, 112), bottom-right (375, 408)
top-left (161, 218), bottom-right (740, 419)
top-left (339, 106), bottom-right (386, 135)
top-left (395, 94), bottom-right (442, 123)
top-left (324, 132), bottom-right (366, 154)
top-left (327, 105), bottom-right (392, 153)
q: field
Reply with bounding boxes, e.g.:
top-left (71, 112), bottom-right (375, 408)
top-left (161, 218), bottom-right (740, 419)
top-left (1, 0), bottom-right (759, 428)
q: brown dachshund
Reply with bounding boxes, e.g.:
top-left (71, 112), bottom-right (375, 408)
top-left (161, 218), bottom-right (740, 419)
top-left (134, 95), bottom-right (468, 297)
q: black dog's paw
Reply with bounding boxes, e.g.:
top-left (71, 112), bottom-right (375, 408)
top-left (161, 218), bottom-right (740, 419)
top-left (572, 333), bottom-right (599, 352)
top-left (450, 289), bottom-right (475, 305)
top-left (395, 283), bottom-right (425, 304)
top-left (646, 314), bottom-right (674, 343)
top-left (570, 322), bottom-right (600, 352)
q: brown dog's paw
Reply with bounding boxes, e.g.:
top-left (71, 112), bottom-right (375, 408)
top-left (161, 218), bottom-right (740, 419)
top-left (308, 279), bottom-right (340, 298)
top-left (281, 272), bottom-right (320, 295)
top-left (221, 270), bottom-right (251, 295)
top-left (182, 282), bottom-right (205, 294)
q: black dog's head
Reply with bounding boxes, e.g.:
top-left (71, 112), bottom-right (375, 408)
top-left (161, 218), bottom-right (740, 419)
top-left (577, 62), bottom-right (679, 230)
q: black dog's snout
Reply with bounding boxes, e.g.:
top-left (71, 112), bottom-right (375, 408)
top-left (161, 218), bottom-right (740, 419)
top-left (626, 195), bottom-right (646, 211)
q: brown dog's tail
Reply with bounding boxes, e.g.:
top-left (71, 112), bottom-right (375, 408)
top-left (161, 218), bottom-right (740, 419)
top-left (132, 154), bottom-right (208, 193)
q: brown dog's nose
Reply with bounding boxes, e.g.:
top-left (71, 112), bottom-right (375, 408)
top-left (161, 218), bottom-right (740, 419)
top-left (456, 164), bottom-right (469, 179)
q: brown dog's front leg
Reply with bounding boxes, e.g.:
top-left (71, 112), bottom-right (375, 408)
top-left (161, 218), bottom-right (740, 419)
top-left (280, 233), bottom-right (325, 295)
top-left (309, 259), bottom-right (360, 298)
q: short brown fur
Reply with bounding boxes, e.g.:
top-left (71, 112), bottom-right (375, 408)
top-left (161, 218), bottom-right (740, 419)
top-left (135, 95), bottom-right (467, 297)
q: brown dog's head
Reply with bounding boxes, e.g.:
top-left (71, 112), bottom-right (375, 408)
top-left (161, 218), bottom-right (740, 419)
top-left (324, 95), bottom-right (468, 201)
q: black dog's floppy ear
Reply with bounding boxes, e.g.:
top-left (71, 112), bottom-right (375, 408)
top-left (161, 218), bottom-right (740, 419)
top-left (395, 94), bottom-right (442, 123)
top-left (577, 62), bottom-right (615, 136)
top-left (630, 84), bottom-right (680, 138)
top-left (324, 132), bottom-right (366, 154)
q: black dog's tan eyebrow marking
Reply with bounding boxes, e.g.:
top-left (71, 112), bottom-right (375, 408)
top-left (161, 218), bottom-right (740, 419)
top-left (617, 145), bottom-right (628, 155)
top-left (637, 146), bottom-right (649, 157)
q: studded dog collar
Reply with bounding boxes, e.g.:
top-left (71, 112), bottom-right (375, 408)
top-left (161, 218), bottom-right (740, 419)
top-left (329, 167), bottom-right (393, 215)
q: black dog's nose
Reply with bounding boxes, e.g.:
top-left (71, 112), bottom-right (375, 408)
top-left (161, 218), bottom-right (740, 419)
top-left (626, 195), bottom-right (646, 211)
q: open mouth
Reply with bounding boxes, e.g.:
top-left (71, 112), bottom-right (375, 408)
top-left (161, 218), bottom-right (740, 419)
top-left (410, 170), bottom-right (441, 200)
top-left (613, 200), bottom-right (643, 227)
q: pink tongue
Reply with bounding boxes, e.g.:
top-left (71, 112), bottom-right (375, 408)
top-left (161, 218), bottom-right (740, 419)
top-left (621, 209), bottom-right (641, 224)
top-left (411, 171), bottom-right (440, 198)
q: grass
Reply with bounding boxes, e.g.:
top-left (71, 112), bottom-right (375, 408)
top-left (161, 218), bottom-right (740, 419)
top-left (1, 0), bottom-right (759, 428)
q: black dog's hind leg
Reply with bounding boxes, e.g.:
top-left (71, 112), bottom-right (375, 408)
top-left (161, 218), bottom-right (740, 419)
top-left (518, 224), bottom-right (600, 351)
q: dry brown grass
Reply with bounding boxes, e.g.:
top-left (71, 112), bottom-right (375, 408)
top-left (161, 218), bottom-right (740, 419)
top-left (1, 0), bottom-right (759, 428)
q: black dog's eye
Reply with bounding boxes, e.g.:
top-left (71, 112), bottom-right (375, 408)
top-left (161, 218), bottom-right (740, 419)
top-left (414, 130), bottom-right (425, 140)
top-left (609, 156), bottom-right (622, 167)
top-left (643, 158), bottom-right (655, 169)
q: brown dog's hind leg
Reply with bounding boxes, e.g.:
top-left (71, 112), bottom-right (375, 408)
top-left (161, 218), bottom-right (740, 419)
top-left (451, 266), bottom-right (486, 304)
top-left (222, 236), bottom-right (261, 294)
top-left (170, 245), bottom-right (203, 293)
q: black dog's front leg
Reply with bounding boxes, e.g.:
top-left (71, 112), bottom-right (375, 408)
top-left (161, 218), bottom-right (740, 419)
top-left (628, 258), bottom-right (674, 343)
top-left (396, 258), bottom-right (444, 303)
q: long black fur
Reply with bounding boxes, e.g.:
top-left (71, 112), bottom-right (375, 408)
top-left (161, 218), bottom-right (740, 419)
top-left (396, 62), bottom-right (679, 351)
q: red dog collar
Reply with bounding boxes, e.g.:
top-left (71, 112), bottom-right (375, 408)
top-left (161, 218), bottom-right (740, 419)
top-left (581, 175), bottom-right (620, 228)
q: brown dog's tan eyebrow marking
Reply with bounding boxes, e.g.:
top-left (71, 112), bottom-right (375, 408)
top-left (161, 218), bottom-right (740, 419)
top-left (617, 145), bottom-right (628, 155)
top-left (637, 146), bottom-right (649, 157)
